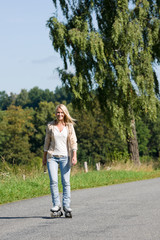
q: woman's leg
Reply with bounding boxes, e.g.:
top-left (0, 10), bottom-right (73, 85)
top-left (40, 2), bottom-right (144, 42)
top-left (59, 156), bottom-right (71, 208)
top-left (47, 157), bottom-right (61, 207)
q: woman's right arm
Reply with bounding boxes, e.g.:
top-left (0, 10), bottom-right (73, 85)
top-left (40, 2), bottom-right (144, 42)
top-left (43, 124), bottom-right (51, 166)
top-left (43, 151), bottom-right (47, 166)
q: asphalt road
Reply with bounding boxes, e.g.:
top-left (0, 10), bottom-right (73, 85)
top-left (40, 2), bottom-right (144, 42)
top-left (1, 178), bottom-right (160, 240)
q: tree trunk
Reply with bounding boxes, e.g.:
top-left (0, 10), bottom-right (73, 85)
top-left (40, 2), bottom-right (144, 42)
top-left (127, 119), bottom-right (141, 166)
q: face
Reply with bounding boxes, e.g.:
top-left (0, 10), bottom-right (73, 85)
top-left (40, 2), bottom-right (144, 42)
top-left (56, 107), bottom-right (65, 121)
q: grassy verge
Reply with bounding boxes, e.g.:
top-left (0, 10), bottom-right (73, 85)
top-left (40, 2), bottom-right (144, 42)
top-left (1, 165), bottom-right (160, 205)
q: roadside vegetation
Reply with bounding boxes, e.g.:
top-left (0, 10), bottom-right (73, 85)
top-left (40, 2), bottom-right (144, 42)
top-left (0, 86), bottom-right (160, 204)
top-left (1, 87), bottom-right (160, 169)
top-left (1, 161), bottom-right (160, 205)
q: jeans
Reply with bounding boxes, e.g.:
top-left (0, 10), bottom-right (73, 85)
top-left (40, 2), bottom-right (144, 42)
top-left (47, 156), bottom-right (71, 208)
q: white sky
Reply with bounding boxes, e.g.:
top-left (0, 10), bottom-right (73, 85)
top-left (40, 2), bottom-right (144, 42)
top-left (0, 0), bottom-right (159, 95)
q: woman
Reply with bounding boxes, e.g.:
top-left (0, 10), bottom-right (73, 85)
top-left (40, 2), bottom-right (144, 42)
top-left (43, 104), bottom-right (77, 218)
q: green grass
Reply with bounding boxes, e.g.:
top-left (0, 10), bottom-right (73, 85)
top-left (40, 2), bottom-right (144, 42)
top-left (1, 168), bottom-right (160, 204)
top-left (70, 170), bottom-right (160, 189)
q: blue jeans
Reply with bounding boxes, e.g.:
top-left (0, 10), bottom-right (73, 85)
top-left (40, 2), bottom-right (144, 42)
top-left (47, 156), bottom-right (71, 208)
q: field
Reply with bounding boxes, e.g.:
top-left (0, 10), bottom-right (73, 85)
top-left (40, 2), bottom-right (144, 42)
top-left (1, 163), bottom-right (160, 205)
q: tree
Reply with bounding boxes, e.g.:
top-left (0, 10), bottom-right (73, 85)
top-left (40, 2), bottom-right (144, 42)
top-left (15, 89), bottom-right (29, 107)
top-left (146, 106), bottom-right (160, 158)
top-left (54, 86), bottom-right (73, 103)
top-left (71, 101), bottom-right (128, 166)
top-left (0, 106), bottom-right (34, 165)
top-left (47, 0), bottom-right (160, 165)
top-left (30, 101), bottom-right (57, 154)
top-left (0, 91), bottom-right (11, 110)
top-left (136, 119), bottom-right (151, 156)
top-left (27, 87), bottom-right (55, 109)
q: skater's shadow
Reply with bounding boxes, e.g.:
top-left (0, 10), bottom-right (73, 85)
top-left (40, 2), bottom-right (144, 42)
top-left (0, 216), bottom-right (45, 219)
top-left (0, 216), bottom-right (67, 220)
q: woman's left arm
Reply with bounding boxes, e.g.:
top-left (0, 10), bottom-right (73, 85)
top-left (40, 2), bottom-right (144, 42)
top-left (70, 124), bottom-right (78, 165)
top-left (72, 150), bottom-right (77, 165)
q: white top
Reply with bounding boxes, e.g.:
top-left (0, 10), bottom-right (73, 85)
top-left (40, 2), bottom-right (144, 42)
top-left (52, 126), bottom-right (68, 156)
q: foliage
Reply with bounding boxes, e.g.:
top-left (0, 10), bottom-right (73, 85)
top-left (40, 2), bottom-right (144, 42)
top-left (136, 104), bottom-right (160, 158)
top-left (54, 86), bottom-right (73, 104)
top-left (0, 105), bottom-right (34, 165)
top-left (0, 86), bottom-right (160, 167)
top-left (71, 101), bottom-right (128, 165)
top-left (47, 0), bottom-right (160, 138)
top-left (26, 87), bottom-right (55, 109)
top-left (136, 119), bottom-right (151, 156)
top-left (30, 101), bottom-right (57, 154)
top-left (0, 91), bottom-right (14, 110)
top-left (145, 107), bottom-right (160, 157)
top-left (0, 86), bottom-right (73, 110)
top-left (15, 89), bottom-right (29, 108)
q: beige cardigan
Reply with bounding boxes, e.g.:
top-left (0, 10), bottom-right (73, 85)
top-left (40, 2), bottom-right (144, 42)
top-left (44, 120), bottom-right (77, 161)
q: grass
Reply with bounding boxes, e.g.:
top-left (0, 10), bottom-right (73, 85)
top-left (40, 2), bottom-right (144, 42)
top-left (70, 166), bottom-right (160, 190)
top-left (0, 163), bottom-right (160, 205)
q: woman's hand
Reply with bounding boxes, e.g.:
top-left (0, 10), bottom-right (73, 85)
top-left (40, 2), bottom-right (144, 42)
top-left (72, 151), bottom-right (77, 166)
top-left (43, 152), bottom-right (47, 166)
top-left (72, 156), bottom-right (77, 165)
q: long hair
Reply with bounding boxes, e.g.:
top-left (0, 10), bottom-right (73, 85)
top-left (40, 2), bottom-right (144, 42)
top-left (55, 104), bottom-right (76, 125)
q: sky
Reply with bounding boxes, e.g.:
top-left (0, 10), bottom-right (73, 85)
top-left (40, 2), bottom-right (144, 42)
top-left (0, 0), bottom-right (63, 94)
top-left (0, 0), bottom-right (160, 95)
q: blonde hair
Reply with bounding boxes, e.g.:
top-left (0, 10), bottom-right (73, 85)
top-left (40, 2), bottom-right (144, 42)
top-left (55, 104), bottom-right (76, 125)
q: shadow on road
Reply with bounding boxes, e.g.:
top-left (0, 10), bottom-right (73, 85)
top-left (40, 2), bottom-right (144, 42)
top-left (0, 216), bottom-right (67, 220)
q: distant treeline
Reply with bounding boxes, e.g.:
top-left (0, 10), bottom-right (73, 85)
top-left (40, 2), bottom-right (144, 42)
top-left (0, 86), bottom-right (73, 110)
top-left (0, 86), bottom-right (160, 168)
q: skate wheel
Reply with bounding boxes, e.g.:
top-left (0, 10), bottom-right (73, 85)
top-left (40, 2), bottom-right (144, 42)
top-left (50, 211), bottom-right (63, 218)
top-left (50, 212), bottom-right (55, 218)
top-left (65, 212), bottom-right (72, 218)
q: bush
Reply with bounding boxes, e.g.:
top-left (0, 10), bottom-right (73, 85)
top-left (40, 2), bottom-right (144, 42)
top-left (30, 157), bottom-right (42, 171)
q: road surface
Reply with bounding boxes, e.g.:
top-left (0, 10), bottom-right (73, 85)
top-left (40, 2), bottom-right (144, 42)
top-left (1, 178), bottom-right (160, 240)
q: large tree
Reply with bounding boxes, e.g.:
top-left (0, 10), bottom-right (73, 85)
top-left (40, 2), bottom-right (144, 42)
top-left (47, 0), bottom-right (160, 165)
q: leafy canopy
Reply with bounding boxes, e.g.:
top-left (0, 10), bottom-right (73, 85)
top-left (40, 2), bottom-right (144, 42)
top-left (47, 0), bottom-right (160, 136)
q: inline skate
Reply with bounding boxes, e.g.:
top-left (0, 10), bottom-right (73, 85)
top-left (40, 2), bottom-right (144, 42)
top-left (63, 206), bottom-right (72, 218)
top-left (50, 206), bottom-right (63, 218)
